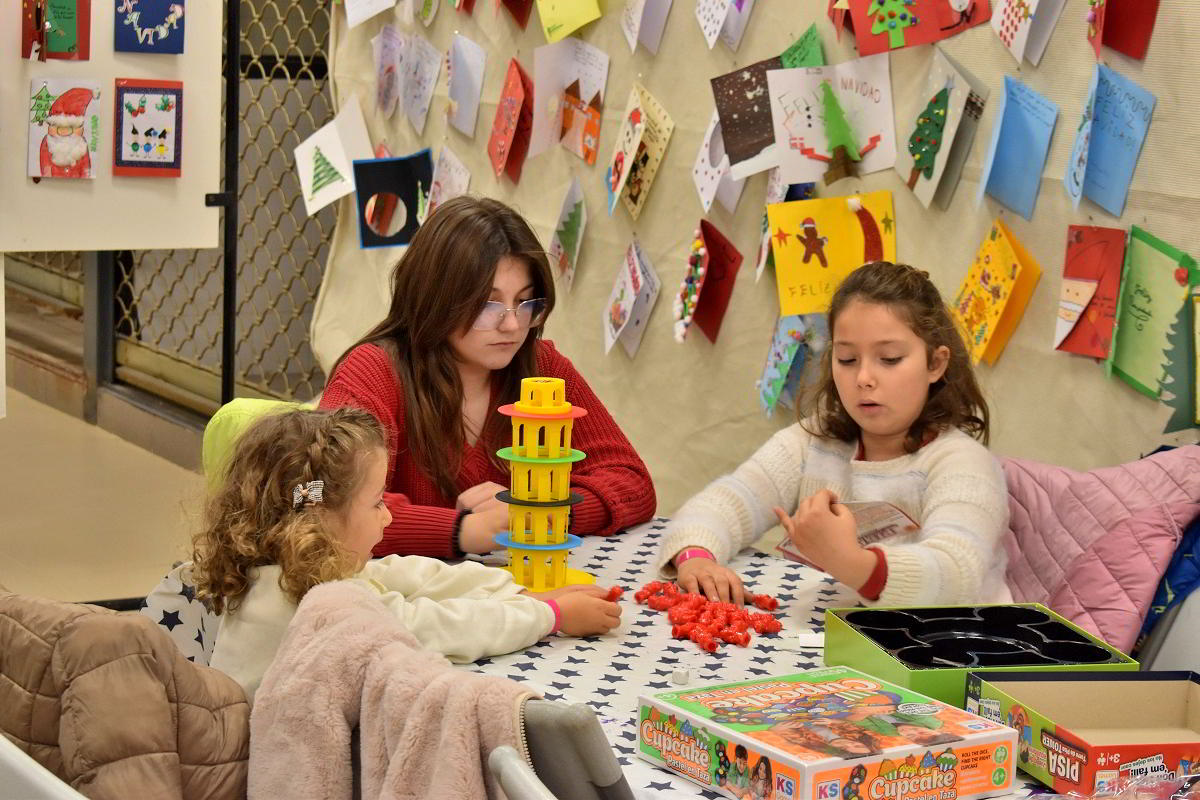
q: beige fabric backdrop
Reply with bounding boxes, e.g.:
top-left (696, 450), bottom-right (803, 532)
top-left (311, 0), bottom-right (1200, 516)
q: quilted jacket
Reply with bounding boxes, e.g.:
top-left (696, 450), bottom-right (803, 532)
top-left (1001, 445), bottom-right (1200, 653)
top-left (0, 591), bottom-right (250, 800)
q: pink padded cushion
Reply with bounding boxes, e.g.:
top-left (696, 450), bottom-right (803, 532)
top-left (1001, 446), bottom-right (1200, 653)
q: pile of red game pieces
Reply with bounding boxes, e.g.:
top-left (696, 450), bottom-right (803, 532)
top-left (633, 581), bottom-right (782, 653)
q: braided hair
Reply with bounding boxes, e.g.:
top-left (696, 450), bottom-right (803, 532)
top-left (191, 407), bottom-right (386, 613)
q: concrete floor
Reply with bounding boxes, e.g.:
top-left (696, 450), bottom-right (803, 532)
top-left (0, 388), bottom-right (203, 602)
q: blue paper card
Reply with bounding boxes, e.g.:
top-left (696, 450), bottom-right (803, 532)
top-left (977, 76), bottom-right (1058, 221)
top-left (114, 0), bottom-right (185, 55)
top-left (1065, 64), bottom-right (1155, 217)
top-left (757, 313), bottom-right (828, 415)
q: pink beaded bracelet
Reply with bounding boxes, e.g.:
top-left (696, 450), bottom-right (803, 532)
top-left (544, 599), bottom-right (562, 635)
top-left (674, 547), bottom-right (715, 567)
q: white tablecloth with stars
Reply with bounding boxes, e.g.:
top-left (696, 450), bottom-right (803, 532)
top-left (467, 518), bottom-right (1039, 800)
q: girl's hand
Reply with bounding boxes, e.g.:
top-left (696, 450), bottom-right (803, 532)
top-left (524, 584), bottom-right (604, 602)
top-left (458, 503), bottom-right (509, 553)
top-left (555, 587), bottom-right (621, 636)
top-left (676, 555), bottom-right (745, 605)
top-left (457, 481), bottom-right (507, 512)
top-left (773, 490), bottom-right (875, 590)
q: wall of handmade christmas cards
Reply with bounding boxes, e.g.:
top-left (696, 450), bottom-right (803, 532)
top-left (113, 78), bottom-right (183, 177)
top-left (673, 220), bottom-right (743, 343)
top-left (352, 150), bottom-right (434, 248)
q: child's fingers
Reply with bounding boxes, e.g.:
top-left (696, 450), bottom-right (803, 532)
top-left (773, 506), bottom-right (794, 533)
top-left (699, 574), bottom-right (722, 602)
top-left (729, 572), bottom-right (746, 607)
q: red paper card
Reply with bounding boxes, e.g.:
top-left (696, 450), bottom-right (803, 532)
top-left (501, 0), bottom-right (533, 28)
top-left (827, 0), bottom-right (991, 56)
top-left (487, 59), bottom-right (533, 184)
top-left (22, 0), bottom-right (91, 61)
top-left (1088, 0), bottom-right (1159, 60)
top-left (673, 220), bottom-right (743, 344)
top-left (1056, 225), bottom-right (1127, 359)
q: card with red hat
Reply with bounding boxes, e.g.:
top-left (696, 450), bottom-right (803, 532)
top-left (27, 80), bottom-right (101, 180)
top-left (113, 78), bottom-right (183, 177)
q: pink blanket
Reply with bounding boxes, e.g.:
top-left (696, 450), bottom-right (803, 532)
top-left (248, 581), bottom-right (535, 800)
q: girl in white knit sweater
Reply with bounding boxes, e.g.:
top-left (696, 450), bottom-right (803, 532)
top-left (657, 261), bottom-right (1010, 607)
top-left (194, 407), bottom-right (620, 702)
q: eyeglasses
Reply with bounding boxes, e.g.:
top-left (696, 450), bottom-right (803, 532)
top-left (471, 298), bottom-right (548, 331)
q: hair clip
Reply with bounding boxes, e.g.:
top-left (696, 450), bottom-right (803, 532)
top-left (292, 480), bottom-right (324, 510)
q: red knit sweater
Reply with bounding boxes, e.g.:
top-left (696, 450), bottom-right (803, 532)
top-left (319, 340), bottom-right (657, 558)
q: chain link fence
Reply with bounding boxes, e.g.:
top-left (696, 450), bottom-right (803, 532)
top-left (5, 251), bottom-right (85, 310)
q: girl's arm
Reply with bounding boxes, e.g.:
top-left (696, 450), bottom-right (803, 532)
top-left (319, 344), bottom-right (460, 558)
top-left (655, 423), bottom-right (811, 574)
top-left (539, 341), bottom-right (658, 536)
top-left (873, 443), bottom-right (1009, 606)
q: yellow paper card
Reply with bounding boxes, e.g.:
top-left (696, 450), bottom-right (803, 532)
top-left (536, 0), bottom-right (601, 43)
top-left (620, 84), bottom-right (675, 222)
top-left (952, 218), bottom-right (1043, 365)
top-left (766, 191), bottom-right (896, 315)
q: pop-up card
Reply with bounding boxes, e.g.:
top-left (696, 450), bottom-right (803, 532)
top-left (487, 59), bottom-right (534, 183)
top-left (767, 53), bottom-right (895, 186)
top-left (1065, 64), bottom-right (1154, 217)
top-left (895, 47), bottom-right (988, 210)
top-left (1055, 225), bottom-right (1126, 358)
top-left (447, 34), bottom-right (486, 137)
top-left (114, 0), bottom-right (185, 54)
top-left (22, 0), bottom-right (91, 60)
top-left (1106, 227), bottom-right (1197, 399)
top-left (1087, 0), bottom-right (1159, 60)
top-left (992, 0), bottom-right (1066, 66)
top-left (536, 0), bottom-right (600, 42)
top-left (549, 177), bottom-right (586, 291)
top-left (28, 79), bottom-right (101, 180)
top-left (977, 76), bottom-right (1058, 221)
top-left (604, 84), bottom-right (673, 220)
top-left (692, 109), bottom-right (745, 214)
top-left (951, 218), bottom-right (1043, 366)
top-left (758, 313), bottom-right (828, 415)
top-left (531, 38), bottom-right (608, 164)
top-left (827, 0), bottom-right (991, 56)
top-left (402, 32), bottom-right (441, 135)
top-left (619, 0), bottom-right (672, 54)
top-left (427, 146), bottom-right (469, 216)
top-left (352, 149), bottom-right (433, 248)
top-left (113, 78), bottom-right (182, 177)
top-left (604, 239), bottom-right (661, 358)
top-left (754, 169), bottom-right (815, 282)
top-left (294, 94), bottom-right (373, 217)
top-left (767, 191), bottom-right (896, 316)
top-left (673, 220), bottom-right (743, 344)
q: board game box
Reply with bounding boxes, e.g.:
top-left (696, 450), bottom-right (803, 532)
top-left (638, 666), bottom-right (1017, 800)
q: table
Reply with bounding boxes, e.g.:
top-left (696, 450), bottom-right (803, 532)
top-left (470, 518), bottom-right (1035, 799)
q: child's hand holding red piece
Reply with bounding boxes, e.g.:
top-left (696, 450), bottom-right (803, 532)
top-left (774, 490), bottom-right (876, 592)
top-left (524, 584), bottom-right (622, 637)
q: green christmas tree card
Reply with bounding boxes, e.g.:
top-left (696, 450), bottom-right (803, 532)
top-left (293, 94), bottom-right (372, 217)
top-left (549, 177), bottom-right (587, 292)
top-left (826, 0), bottom-right (991, 57)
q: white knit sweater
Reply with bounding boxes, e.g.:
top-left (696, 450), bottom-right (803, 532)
top-left (656, 424), bottom-right (1012, 606)
top-left (210, 555), bottom-right (553, 703)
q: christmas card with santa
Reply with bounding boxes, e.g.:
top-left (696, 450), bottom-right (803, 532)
top-left (1055, 225), bottom-right (1126, 358)
top-left (114, 0), bottom-right (186, 54)
top-left (894, 47), bottom-right (988, 210)
top-left (530, 37), bottom-right (609, 165)
top-left (758, 312), bottom-right (828, 415)
top-left (28, 80), bottom-right (101, 180)
top-left (22, 0), bottom-right (91, 60)
top-left (672, 220), bottom-right (743, 344)
top-left (766, 191), bottom-right (896, 316)
top-left (113, 79), bottom-right (183, 177)
top-left (603, 239), bottom-right (661, 358)
top-left (487, 59), bottom-right (533, 183)
top-left (549, 177), bottom-right (586, 292)
top-left (991, 0), bottom-right (1066, 66)
top-left (951, 219), bottom-right (1042, 365)
top-left (826, 0), bottom-right (990, 57)
top-left (766, 53), bottom-right (897, 186)
top-left (619, 0), bottom-right (672, 55)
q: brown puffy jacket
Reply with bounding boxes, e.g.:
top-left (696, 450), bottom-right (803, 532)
top-left (0, 591), bottom-right (250, 800)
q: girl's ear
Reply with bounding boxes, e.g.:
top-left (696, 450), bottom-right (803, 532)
top-left (928, 345), bottom-right (950, 384)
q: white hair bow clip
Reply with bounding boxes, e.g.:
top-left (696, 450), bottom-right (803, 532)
top-left (292, 480), bottom-right (324, 510)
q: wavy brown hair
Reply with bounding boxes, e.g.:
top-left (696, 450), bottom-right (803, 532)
top-left (190, 407), bottom-right (386, 614)
top-left (331, 196), bottom-right (556, 501)
top-left (801, 261), bottom-right (989, 452)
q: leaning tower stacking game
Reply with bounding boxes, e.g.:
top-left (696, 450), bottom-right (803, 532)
top-left (638, 666), bottom-right (1017, 800)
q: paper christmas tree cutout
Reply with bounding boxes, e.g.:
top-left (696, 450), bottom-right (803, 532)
top-left (869, 0), bottom-right (919, 49)
top-left (906, 87), bottom-right (948, 189)
top-left (555, 199), bottom-right (584, 272)
top-left (30, 85), bottom-right (54, 125)
top-left (821, 81), bottom-right (860, 185)
top-left (1160, 297), bottom-right (1197, 433)
top-left (310, 146), bottom-right (343, 198)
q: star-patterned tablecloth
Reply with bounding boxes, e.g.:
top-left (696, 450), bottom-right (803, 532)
top-left (465, 519), bottom-right (1037, 799)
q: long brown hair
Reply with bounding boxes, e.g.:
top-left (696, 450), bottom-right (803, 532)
top-left (190, 407), bottom-right (386, 614)
top-left (332, 196), bottom-right (556, 500)
top-left (801, 261), bottom-right (989, 452)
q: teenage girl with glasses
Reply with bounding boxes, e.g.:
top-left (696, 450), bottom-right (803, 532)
top-left (320, 196), bottom-right (656, 560)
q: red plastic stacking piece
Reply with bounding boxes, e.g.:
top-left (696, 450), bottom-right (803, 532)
top-left (751, 593), bottom-right (779, 611)
top-left (636, 579), bottom-right (783, 653)
top-left (605, 586), bottom-right (625, 602)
